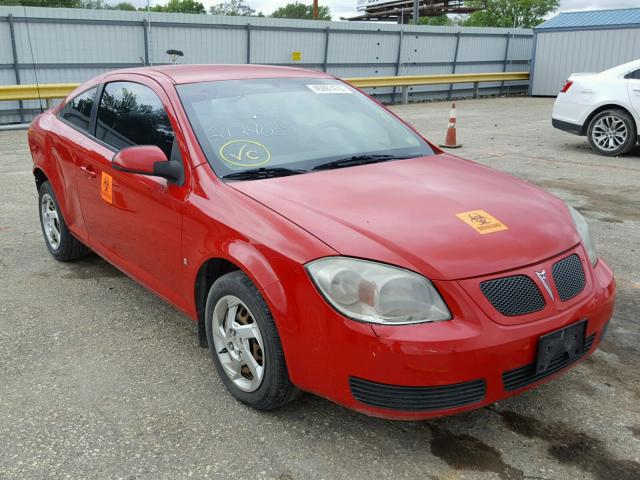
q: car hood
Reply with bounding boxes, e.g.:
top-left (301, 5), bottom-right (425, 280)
top-left (229, 154), bottom-right (580, 280)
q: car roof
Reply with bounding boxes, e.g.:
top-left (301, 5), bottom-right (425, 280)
top-left (601, 58), bottom-right (640, 77)
top-left (105, 64), bottom-right (333, 85)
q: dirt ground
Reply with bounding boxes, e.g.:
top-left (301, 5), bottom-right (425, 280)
top-left (0, 96), bottom-right (638, 479)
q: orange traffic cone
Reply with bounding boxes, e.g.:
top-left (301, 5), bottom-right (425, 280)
top-left (440, 102), bottom-right (462, 148)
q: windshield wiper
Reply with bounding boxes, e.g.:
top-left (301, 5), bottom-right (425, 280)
top-left (311, 154), bottom-right (418, 171)
top-left (221, 167), bottom-right (307, 181)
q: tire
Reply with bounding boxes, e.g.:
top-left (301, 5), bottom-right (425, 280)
top-left (587, 109), bottom-right (637, 157)
top-left (38, 181), bottom-right (89, 261)
top-left (205, 270), bottom-right (299, 411)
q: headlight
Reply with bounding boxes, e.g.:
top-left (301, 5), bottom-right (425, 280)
top-left (306, 257), bottom-right (451, 325)
top-left (568, 205), bottom-right (598, 266)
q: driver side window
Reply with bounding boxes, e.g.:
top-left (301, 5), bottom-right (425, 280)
top-left (95, 81), bottom-right (175, 158)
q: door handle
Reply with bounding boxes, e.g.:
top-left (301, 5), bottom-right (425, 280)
top-left (80, 165), bottom-right (96, 179)
top-left (633, 88), bottom-right (640, 93)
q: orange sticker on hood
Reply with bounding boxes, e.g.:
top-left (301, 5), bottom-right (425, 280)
top-left (101, 172), bottom-right (113, 204)
top-left (456, 210), bottom-right (508, 234)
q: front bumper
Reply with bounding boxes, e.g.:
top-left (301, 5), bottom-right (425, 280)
top-left (271, 248), bottom-right (616, 420)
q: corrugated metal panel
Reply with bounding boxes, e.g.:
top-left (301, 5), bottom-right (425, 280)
top-left (150, 25), bottom-right (247, 64)
top-left (0, 22), bottom-right (13, 64)
top-left (538, 8), bottom-right (640, 30)
top-left (457, 35), bottom-right (506, 62)
top-left (0, 6), bottom-right (532, 124)
top-left (531, 27), bottom-right (640, 95)
top-left (401, 34), bottom-right (457, 64)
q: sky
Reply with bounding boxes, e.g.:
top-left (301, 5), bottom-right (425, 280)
top-left (130, 0), bottom-right (640, 21)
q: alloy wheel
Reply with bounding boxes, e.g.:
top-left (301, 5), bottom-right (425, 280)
top-left (591, 115), bottom-right (628, 152)
top-left (211, 295), bottom-right (265, 392)
top-left (41, 193), bottom-right (61, 250)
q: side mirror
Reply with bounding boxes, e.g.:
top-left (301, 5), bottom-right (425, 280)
top-left (112, 145), bottom-right (183, 184)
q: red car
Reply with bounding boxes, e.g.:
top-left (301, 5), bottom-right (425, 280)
top-left (28, 65), bottom-right (615, 420)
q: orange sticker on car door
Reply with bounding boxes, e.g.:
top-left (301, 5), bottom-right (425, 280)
top-left (456, 210), bottom-right (508, 234)
top-left (101, 172), bottom-right (113, 204)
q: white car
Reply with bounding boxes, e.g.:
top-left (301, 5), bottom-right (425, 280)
top-left (552, 59), bottom-right (640, 156)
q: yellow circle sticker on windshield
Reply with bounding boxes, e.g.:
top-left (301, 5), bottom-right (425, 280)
top-left (219, 140), bottom-right (271, 167)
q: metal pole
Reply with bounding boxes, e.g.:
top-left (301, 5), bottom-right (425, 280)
top-left (8, 14), bottom-right (25, 123)
top-left (448, 31), bottom-right (461, 100)
top-left (142, 20), bottom-right (150, 66)
top-left (500, 33), bottom-right (512, 96)
top-left (412, 0), bottom-right (419, 25)
top-left (322, 27), bottom-right (330, 72)
top-left (246, 23), bottom-right (251, 64)
top-left (392, 29), bottom-right (404, 104)
top-left (146, 0), bottom-right (152, 65)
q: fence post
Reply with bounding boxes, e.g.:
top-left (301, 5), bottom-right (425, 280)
top-left (322, 27), bottom-right (330, 72)
top-left (8, 14), bottom-right (25, 123)
top-left (473, 82), bottom-right (479, 99)
top-left (392, 29), bottom-right (404, 104)
top-left (246, 23), bottom-right (251, 64)
top-left (448, 31), bottom-right (461, 101)
top-left (500, 32), bottom-right (512, 96)
top-left (401, 86), bottom-right (408, 104)
top-left (142, 20), bottom-right (150, 66)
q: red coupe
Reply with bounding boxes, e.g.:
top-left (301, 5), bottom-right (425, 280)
top-left (28, 65), bottom-right (615, 420)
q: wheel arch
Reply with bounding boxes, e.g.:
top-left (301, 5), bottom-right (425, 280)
top-left (33, 167), bottom-right (49, 192)
top-left (581, 103), bottom-right (638, 136)
top-left (194, 257), bottom-right (242, 348)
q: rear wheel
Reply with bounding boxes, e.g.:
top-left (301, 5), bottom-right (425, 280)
top-left (587, 109), bottom-right (636, 156)
top-left (38, 181), bottom-right (89, 261)
top-left (205, 270), bottom-right (299, 410)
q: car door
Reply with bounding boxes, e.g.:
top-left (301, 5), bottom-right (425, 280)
top-left (48, 86), bottom-right (99, 243)
top-left (76, 77), bottom-right (190, 309)
top-left (627, 68), bottom-right (640, 117)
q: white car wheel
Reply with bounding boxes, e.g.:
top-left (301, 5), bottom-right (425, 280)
top-left (587, 109), bottom-right (637, 157)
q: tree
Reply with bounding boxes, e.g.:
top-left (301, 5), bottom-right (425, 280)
top-left (81, 0), bottom-right (112, 8)
top-left (462, 0), bottom-right (559, 28)
top-left (209, 0), bottom-right (256, 16)
top-left (112, 1), bottom-right (135, 10)
top-left (419, 14), bottom-right (452, 26)
top-left (271, 2), bottom-right (331, 20)
top-left (0, 0), bottom-right (83, 6)
top-left (152, 0), bottom-right (206, 14)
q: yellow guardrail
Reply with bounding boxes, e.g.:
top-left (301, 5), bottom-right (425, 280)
top-left (0, 83), bottom-right (80, 102)
top-left (347, 72), bottom-right (529, 103)
top-left (0, 72), bottom-right (529, 109)
top-left (346, 72), bottom-right (529, 88)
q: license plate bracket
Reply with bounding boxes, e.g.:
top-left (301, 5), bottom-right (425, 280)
top-left (536, 320), bottom-right (587, 374)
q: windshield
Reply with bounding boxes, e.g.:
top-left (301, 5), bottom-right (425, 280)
top-left (177, 78), bottom-right (434, 179)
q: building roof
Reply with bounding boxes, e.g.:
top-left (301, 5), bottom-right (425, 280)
top-left (537, 8), bottom-right (640, 30)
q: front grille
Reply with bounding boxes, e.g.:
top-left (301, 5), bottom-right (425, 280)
top-left (349, 377), bottom-right (486, 412)
top-left (502, 334), bottom-right (595, 391)
top-left (480, 275), bottom-right (545, 316)
top-left (552, 254), bottom-right (586, 301)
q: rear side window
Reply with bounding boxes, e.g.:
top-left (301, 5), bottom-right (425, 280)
top-left (95, 81), bottom-right (174, 158)
top-left (626, 70), bottom-right (640, 80)
top-left (59, 87), bottom-right (97, 131)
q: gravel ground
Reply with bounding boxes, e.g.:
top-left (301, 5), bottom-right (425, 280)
top-left (0, 97), bottom-right (638, 480)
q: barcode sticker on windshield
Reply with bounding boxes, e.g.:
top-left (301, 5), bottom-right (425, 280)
top-left (306, 84), bottom-right (352, 94)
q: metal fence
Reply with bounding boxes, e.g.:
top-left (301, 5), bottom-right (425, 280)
top-left (0, 6), bottom-right (532, 124)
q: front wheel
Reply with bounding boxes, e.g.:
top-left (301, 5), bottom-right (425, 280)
top-left (38, 181), bottom-right (89, 261)
top-left (205, 270), bottom-right (299, 410)
top-left (587, 109), bottom-right (637, 156)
